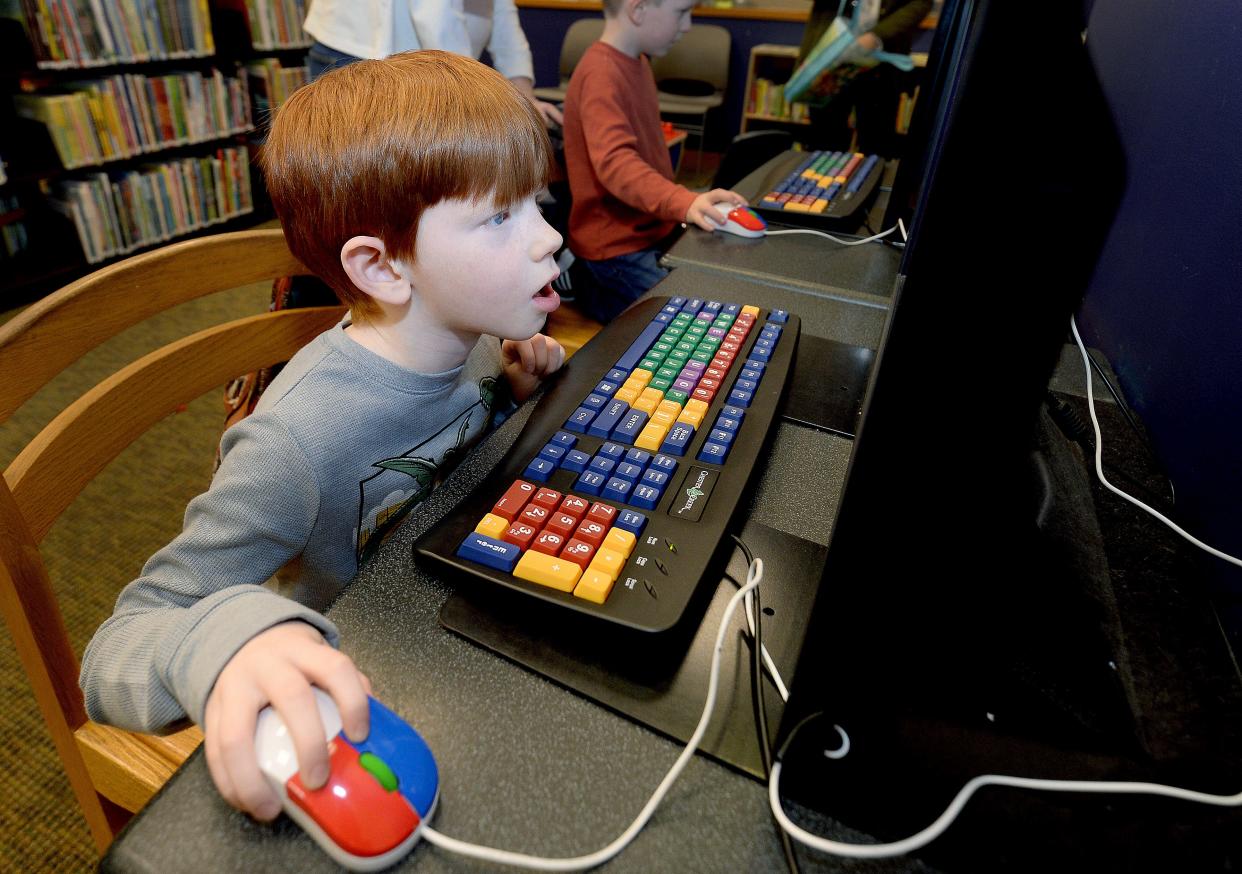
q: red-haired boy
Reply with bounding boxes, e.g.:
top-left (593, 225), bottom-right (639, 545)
top-left (81, 51), bottom-right (565, 820)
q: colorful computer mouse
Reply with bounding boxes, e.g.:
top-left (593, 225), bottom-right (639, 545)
top-left (254, 688), bottom-right (439, 871)
top-left (715, 206), bottom-right (767, 238)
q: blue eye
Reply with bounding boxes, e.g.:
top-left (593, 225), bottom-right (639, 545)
top-left (490, 210), bottom-right (511, 226)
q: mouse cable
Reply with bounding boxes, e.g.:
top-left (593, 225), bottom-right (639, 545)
top-left (420, 556), bottom-right (770, 871)
top-left (729, 534), bottom-right (790, 702)
top-left (768, 710), bottom-right (1242, 860)
top-left (1070, 315), bottom-right (1241, 568)
top-left (764, 217), bottom-right (908, 248)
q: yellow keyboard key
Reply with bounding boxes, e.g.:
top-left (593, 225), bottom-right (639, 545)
top-left (656, 399), bottom-right (682, 418)
top-left (633, 395), bottom-right (659, 415)
top-left (810, 199), bottom-right (829, 214)
top-left (639, 386), bottom-right (664, 406)
top-left (652, 410), bottom-right (676, 428)
top-left (573, 569), bottom-right (616, 604)
top-left (741, 305), bottom-right (761, 317)
top-left (603, 528), bottom-right (636, 557)
top-left (513, 550), bottom-right (582, 592)
top-left (587, 547), bottom-right (626, 581)
top-left (634, 421), bottom-right (669, 452)
top-left (684, 398), bottom-right (710, 418)
top-left (784, 201), bottom-right (810, 213)
top-left (474, 513), bottom-right (508, 539)
top-left (629, 369), bottom-right (653, 387)
top-left (622, 377), bottom-right (646, 394)
top-left (677, 407), bottom-right (705, 429)
top-left (614, 386), bottom-right (639, 404)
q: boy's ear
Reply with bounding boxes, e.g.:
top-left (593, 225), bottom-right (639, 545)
top-left (340, 235), bottom-right (412, 307)
top-left (626, 0), bottom-right (647, 25)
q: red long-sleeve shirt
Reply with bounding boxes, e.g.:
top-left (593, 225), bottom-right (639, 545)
top-left (562, 41), bottom-right (696, 261)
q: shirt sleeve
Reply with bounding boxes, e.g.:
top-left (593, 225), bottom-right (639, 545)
top-left (578, 68), bottom-right (697, 224)
top-left (486, 0), bottom-right (534, 81)
top-left (79, 413), bottom-right (339, 731)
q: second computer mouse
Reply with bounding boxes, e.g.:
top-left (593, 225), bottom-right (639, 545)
top-left (714, 206), bottom-right (767, 238)
top-left (254, 687), bottom-right (440, 872)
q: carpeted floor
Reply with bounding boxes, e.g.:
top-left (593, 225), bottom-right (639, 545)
top-left (0, 280), bottom-right (271, 872)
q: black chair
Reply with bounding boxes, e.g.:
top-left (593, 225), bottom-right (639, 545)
top-left (711, 129), bottom-right (795, 190)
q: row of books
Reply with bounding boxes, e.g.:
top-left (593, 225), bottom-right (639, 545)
top-left (1, 194), bottom-right (31, 259)
top-left (896, 85), bottom-right (920, 135)
top-left (748, 79), bottom-right (811, 124)
top-left (13, 67), bottom-right (252, 169)
top-left (244, 56), bottom-right (306, 121)
top-left (49, 145), bottom-right (252, 263)
top-left (237, 0), bottom-right (310, 50)
top-left (17, 0), bottom-right (215, 69)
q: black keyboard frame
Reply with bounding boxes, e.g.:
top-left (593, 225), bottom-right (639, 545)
top-left (413, 296), bottom-right (800, 633)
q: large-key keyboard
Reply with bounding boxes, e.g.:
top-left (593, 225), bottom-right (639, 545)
top-left (414, 296), bottom-right (799, 632)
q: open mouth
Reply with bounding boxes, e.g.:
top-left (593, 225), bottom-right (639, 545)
top-left (532, 282), bottom-right (561, 313)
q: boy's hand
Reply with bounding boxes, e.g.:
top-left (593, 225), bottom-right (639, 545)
top-left (203, 621), bottom-right (372, 821)
top-left (502, 334), bottom-right (566, 404)
top-left (535, 99), bottom-right (564, 128)
top-left (686, 189), bottom-right (749, 232)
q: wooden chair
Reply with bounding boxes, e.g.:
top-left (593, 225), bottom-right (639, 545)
top-left (0, 229), bottom-right (346, 852)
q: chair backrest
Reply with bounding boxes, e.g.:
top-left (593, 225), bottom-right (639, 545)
top-left (650, 23), bottom-right (732, 92)
top-left (0, 228), bottom-right (346, 850)
top-left (712, 129), bottom-right (795, 190)
top-left (559, 18), bottom-right (605, 83)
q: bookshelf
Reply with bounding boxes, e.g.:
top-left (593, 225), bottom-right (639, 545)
top-left (0, 0), bottom-right (311, 304)
top-left (741, 44), bottom-right (812, 135)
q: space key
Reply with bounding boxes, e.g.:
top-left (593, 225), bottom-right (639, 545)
top-left (614, 321), bottom-right (667, 371)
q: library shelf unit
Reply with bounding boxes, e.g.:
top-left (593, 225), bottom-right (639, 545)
top-left (0, 1), bottom-right (310, 306)
top-left (741, 44), bottom-right (812, 136)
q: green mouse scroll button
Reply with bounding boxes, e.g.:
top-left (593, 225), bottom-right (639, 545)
top-left (358, 752), bottom-right (399, 792)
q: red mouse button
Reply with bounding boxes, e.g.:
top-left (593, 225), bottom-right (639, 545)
top-left (729, 207), bottom-right (766, 231)
top-left (286, 740), bottom-right (419, 858)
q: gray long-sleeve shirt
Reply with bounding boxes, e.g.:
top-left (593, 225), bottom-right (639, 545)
top-left (81, 322), bottom-right (505, 730)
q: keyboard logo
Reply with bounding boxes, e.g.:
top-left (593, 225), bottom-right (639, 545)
top-left (669, 467), bottom-right (718, 522)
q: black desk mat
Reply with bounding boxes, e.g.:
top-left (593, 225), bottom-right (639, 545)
top-left (784, 333), bottom-right (874, 437)
top-left (439, 520), bottom-right (826, 779)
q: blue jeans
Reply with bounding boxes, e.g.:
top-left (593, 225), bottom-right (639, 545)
top-left (307, 42), bottom-right (362, 81)
top-left (579, 249), bottom-right (670, 323)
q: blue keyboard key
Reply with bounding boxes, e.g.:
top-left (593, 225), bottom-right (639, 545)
top-left (721, 405), bottom-right (746, 421)
top-left (562, 449), bottom-right (591, 473)
top-left (743, 359), bottom-right (765, 373)
top-left (760, 329), bottom-right (781, 344)
top-left (748, 345), bottom-right (772, 362)
top-left (740, 367), bottom-right (763, 383)
top-left (698, 441), bottom-right (730, 463)
top-left (704, 300), bottom-right (723, 312)
top-left (598, 441), bottom-right (626, 460)
top-left (616, 510), bottom-right (647, 535)
top-left (654, 312), bottom-right (673, 324)
top-left (669, 296), bottom-right (687, 307)
top-left (539, 443), bottom-right (567, 464)
top-left (661, 422), bottom-right (695, 456)
top-left (551, 431), bottom-right (577, 448)
top-left (753, 338), bottom-right (774, 352)
top-left (612, 409), bottom-right (649, 442)
top-left (589, 399), bottom-right (630, 437)
top-left (641, 468), bottom-right (670, 489)
top-left (582, 393), bottom-right (608, 410)
top-left (615, 461), bottom-right (644, 482)
top-left (709, 428), bottom-right (735, 447)
top-left (769, 309), bottom-right (789, 323)
top-left (715, 414), bottom-right (741, 433)
top-left (624, 448), bottom-right (652, 467)
top-left (728, 388), bottom-right (753, 407)
top-left (734, 378), bottom-right (757, 394)
top-left (588, 455), bottom-right (617, 477)
top-left (594, 380), bottom-right (620, 397)
top-left (576, 471), bottom-right (606, 495)
top-left (682, 298), bottom-right (704, 313)
top-left (723, 303), bottom-right (740, 315)
top-left (651, 454), bottom-right (679, 474)
top-left (565, 407), bottom-right (596, 433)
top-left (762, 322), bottom-right (783, 336)
top-left (661, 304), bottom-right (681, 316)
top-left (602, 477), bottom-right (634, 503)
top-left (523, 458), bottom-right (556, 482)
top-left (605, 368), bottom-right (628, 383)
top-left (615, 321), bottom-right (668, 371)
top-left (456, 533), bottom-right (520, 572)
top-left (631, 484), bottom-right (662, 510)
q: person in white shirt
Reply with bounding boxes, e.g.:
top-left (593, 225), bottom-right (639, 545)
top-left (304, 0), bottom-right (563, 124)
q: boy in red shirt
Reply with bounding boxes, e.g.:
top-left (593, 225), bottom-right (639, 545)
top-left (562, 0), bottom-right (747, 321)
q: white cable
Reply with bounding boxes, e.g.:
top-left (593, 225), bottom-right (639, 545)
top-left (420, 557), bottom-right (766, 871)
top-left (769, 759), bottom-right (1242, 860)
top-left (1069, 316), bottom-right (1242, 568)
top-left (742, 590), bottom-right (789, 702)
top-left (765, 224), bottom-right (898, 246)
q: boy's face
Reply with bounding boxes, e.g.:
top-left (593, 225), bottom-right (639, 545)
top-left (402, 193), bottom-right (563, 341)
top-left (637, 0), bottom-right (695, 58)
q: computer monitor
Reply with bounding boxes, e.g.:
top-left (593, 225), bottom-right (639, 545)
top-left (768, 0), bottom-right (1237, 867)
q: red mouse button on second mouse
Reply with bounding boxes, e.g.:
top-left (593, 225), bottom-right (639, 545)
top-left (286, 740), bottom-right (418, 858)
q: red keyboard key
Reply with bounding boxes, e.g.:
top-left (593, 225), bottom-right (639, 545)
top-left (715, 349), bottom-right (737, 362)
top-left (726, 330), bottom-right (748, 343)
top-left (711, 357), bottom-right (733, 372)
top-left (692, 386), bottom-right (716, 403)
top-left (519, 504), bottom-right (551, 529)
top-left (698, 377), bottom-right (720, 393)
top-left (586, 502), bottom-right (617, 526)
top-left (559, 495), bottom-right (589, 519)
top-left (574, 519), bottom-right (608, 548)
top-left (560, 538), bottom-right (596, 568)
top-left (532, 487), bottom-right (562, 510)
top-left (545, 512), bottom-right (578, 537)
top-left (719, 340), bottom-right (741, 355)
top-left (503, 523), bottom-right (538, 549)
top-left (531, 531), bottom-right (565, 555)
top-left (704, 365), bottom-right (728, 382)
top-left (493, 480), bottom-right (536, 520)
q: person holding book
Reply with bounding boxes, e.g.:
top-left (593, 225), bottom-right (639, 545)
top-left (560, 0), bottom-right (747, 322)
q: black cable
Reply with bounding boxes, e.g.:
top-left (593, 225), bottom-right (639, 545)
top-left (730, 534), bottom-right (800, 874)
